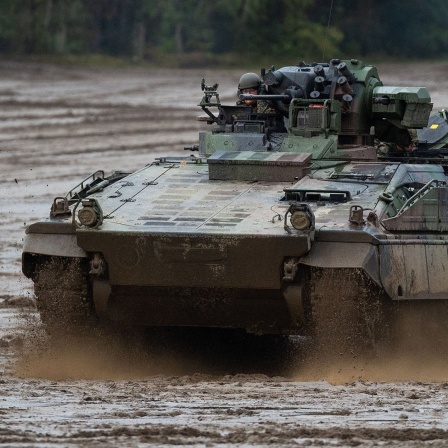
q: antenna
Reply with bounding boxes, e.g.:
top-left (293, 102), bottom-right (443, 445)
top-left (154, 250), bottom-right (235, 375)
top-left (322, 0), bottom-right (335, 62)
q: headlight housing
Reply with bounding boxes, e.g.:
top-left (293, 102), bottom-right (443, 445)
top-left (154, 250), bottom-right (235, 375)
top-left (284, 203), bottom-right (315, 233)
top-left (76, 199), bottom-right (103, 228)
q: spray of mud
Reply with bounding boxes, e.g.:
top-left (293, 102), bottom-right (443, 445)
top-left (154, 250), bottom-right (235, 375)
top-left (12, 295), bottom-right (448, 382)
top-left (14, 313), bottom-right (294, 380)
top-left (14, 324), bottom-right (210, 380)
top-left (294, 300), bottom-right (448, 384)
top-left (294, 350), bottom-right (448, 385)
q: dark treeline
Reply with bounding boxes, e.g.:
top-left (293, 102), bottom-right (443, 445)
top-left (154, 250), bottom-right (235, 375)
top-left (1, 0), bottom-right (447, 64)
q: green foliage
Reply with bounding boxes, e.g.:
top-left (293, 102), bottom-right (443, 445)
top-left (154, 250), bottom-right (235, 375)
top-left (0, 0), bottom-right (86, 54)
top-left (142, 0), bottom-right (213, 53)
top-left (330, 0), bottom-right (448, 58)
top-left (0, 0), bottom-right (447, 62)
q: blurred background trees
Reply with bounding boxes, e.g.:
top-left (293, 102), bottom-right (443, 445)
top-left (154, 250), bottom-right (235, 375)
top-left (0, 0), bottom-right (447, 65)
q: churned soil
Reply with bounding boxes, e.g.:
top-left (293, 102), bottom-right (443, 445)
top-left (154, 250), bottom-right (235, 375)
top-left (1, 59), bottom-right (448, 447)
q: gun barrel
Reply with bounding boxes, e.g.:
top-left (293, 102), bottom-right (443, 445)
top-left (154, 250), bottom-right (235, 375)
top-left (239, 94), bottom-right (290, 102)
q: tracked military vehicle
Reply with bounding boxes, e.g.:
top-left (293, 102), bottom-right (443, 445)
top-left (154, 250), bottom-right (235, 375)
top-left (416, 109), bottom-right (448, 155)
top-left (22, 59), bottom-right (448, 350)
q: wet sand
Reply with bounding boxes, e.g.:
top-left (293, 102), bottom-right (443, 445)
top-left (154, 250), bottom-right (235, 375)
top-left (1, 60), bottom-right (448, 446)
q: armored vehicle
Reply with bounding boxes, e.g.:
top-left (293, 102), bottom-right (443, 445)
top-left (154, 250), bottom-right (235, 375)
top-left (22, 59), bottom-right (448, 352)
top-left (416, 109), bottom-right (448, 156)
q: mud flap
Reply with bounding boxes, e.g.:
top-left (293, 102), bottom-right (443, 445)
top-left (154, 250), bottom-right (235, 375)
top-left (298, 241), bottom-right (380, 286)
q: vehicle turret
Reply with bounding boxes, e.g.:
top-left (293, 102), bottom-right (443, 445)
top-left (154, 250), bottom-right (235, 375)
top-left (198, 59), bottom-right (432, 169)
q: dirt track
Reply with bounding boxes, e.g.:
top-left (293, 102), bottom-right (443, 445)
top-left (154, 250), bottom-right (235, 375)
top-left (2, 60), bottom-right (448, 446)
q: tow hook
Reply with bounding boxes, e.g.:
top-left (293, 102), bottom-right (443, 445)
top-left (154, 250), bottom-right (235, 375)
top-left (90, 253), bottom-right (107, 277)
top-left (283, 257), bottom-right (299, 281)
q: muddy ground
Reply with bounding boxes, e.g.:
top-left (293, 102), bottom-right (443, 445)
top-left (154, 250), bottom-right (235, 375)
top-left (1, 60), bottom-right (448, 447)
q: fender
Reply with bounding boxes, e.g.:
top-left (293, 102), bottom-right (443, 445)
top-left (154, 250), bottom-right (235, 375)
top-left (379, 241), bottom-right (448, 300)
top-left (23, 221), bottom-right (87, 258)
top-left (299, 241), bottom-right (380, 286)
